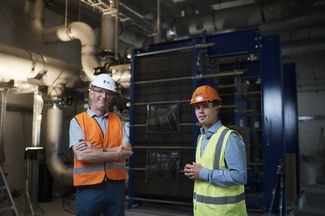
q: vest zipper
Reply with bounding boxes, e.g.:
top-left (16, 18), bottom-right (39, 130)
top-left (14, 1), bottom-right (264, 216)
top-left (94, 116), bottom-right (109, 180)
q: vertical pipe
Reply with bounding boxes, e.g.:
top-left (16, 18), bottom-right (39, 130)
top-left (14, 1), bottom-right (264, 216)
top-left (45, 104), bottom-right (73, 185)
top-left (29, 85), bottom-right (43, 208)
top-left (156, 0), bottom-right (161, 43)
top-left (0, 90), bottom-right (7, 164)
top-left (78, 0), bottom-right (81, 21)
top-left (101, 14), bottom-right (115, 52)
top-left (32, 86), bottom-right (43, 147)
top-left (64, 0), bottom-right (68, 27)
top-left (115, 0), bottom-right (119, 60)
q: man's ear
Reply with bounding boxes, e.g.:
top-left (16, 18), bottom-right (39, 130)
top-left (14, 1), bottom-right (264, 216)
top-left (89, 89), bottom-right (94, 100)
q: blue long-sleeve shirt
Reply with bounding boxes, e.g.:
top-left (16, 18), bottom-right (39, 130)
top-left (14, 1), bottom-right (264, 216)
top-left (198, 121), bottom-right (247, 186)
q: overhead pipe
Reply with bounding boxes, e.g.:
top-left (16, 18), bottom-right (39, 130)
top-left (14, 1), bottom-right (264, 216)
top-left (43, 22), bottom-right (98, 81)
top-left (110, 64), bottom-right (131, 89)
top-left (282, 37), bottom-right (325, 57)
top-left (39, 0), bottom-right (146, 48)
top-left (167, 0), bottom-right (315, 39)
top-left (119, 28), bottom-right (146, 48)
top-left (118, 1), bottom-right (153, 33)
top-left (29, 0), bottom-right (99, 81)
top-left (260, 11), bottom-right (325, 34)
top-left (0, 43), bottom-right (79, 88)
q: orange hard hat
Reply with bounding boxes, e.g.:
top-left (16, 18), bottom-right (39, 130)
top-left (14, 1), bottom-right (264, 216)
top-left (190, 85), bottom-right (221, 105)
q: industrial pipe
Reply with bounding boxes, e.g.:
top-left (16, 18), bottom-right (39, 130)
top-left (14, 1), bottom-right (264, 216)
top-left (101, 14), bottom-right (116, 53)
top-left (155, 0), bottom-right (161, 43)
top-left (45, 104), bottom-right (73, 185)
top-left (167, 0), bottom-right (314, 39)
top-left (29, 0), bottom-right (99, 81)
top-left (0, 43), bottom-right (79, 88)
top-left (115, 0), bottom-right (119, 60)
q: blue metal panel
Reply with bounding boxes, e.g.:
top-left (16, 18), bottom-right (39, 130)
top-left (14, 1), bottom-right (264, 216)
top-left (260, 35), bottom-right (285, 213)
top-left (207, 29), bottom-right (261, 57)
top-left (128, 48), bottom-right (138, 208)
top-left (148, 37), bottom-right (197, 51)
top-left (191, 45), bottom-right (200, 156)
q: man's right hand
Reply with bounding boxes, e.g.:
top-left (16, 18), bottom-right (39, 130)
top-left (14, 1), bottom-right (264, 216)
top-left (75, 139), bottom-right (92, 151)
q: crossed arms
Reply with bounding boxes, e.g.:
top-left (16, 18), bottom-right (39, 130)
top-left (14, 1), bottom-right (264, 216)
top-left (72, 139), bottom-right (133, 164)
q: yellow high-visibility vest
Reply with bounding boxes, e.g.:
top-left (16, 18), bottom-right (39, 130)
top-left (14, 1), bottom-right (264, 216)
top-left (193, 126), bottom-right (247, 216)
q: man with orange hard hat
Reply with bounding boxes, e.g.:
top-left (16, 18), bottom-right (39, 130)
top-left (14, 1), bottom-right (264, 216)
top-left (184, 84), bottom-right (247, 216)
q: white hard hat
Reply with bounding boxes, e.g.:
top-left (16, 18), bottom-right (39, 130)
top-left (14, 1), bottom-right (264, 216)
top-left (90, 74), bottom-right (116, 92)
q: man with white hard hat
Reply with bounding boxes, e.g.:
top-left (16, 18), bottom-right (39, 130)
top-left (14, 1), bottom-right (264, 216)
top-left (69, 73), bottom-right (133, 216)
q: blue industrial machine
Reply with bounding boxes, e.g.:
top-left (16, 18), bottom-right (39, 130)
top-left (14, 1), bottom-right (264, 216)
top-left (127, 29), bottom-right (299, 214)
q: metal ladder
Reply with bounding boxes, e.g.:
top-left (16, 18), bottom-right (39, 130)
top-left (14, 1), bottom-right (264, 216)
top-left (0, 164), bottom-right (19, 216)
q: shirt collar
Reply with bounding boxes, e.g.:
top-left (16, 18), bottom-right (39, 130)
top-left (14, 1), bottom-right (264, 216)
top-left (87, 108), bottom-right (108, 118)
top-left (200, 120), bottom-right (222, 139)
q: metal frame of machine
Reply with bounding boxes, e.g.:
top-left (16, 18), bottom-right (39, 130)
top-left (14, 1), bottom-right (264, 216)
top-left (128, 29), bottom-right (298, 214)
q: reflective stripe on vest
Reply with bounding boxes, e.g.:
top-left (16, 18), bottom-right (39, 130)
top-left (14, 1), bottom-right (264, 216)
top-left (194, 125), bottom-right (247, 216)
top-left (73, 162), bottom-right (125, 174)
top-left (213, 128), bottom-right (229, 169)
top-left (73, 112), bottom-right (126, 186)
top-left (193, 192), bottom-right (245, 205)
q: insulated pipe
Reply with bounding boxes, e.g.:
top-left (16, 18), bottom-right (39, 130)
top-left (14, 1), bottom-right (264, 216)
top-left (0, 91), bottom-right (6, 164)
top-left (115, 0), bottom-right (119, 60)
top-left (167, 0), bottom-right (313, 39)
top-left (260, 11), bottom-right (325, 34)
top-left (119, 29), bottom-right (145, 48)
top-left (29, 0), bottom-right (99, 81)
top-left (168, 3), bottom-right (261, 39)
top-left (31, 0), bottom-right (146, 48)
top-left (155, 0), bottom-right (161, 43)
top-left (282, 38), bottom-right (325, 57)
top-left (101, 14), bottom-right (116, 53)
top-left (43, 22), bottom-right (98, 81)
top-left (110, 64), bottom-right (131, 88)
top-left (32, 86), bottom-right (43, 147)
top-left (45, 104), bottom-right (73, 185)
top-left (0, 43), bottom-right (79, 87)
top-left (48, 84), bottom-right (65, 101)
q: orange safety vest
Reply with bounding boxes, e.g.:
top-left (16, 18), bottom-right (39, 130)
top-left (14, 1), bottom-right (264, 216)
top-left (73, 112), bottom-right (126, 186)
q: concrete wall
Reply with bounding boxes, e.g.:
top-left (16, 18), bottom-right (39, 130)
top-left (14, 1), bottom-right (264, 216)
top-left (3, 93), bottom-right (33, 192)
top-left (298, 90), bottom-right (325, 155)
top-left (298, 90), bottom-right (325, 185)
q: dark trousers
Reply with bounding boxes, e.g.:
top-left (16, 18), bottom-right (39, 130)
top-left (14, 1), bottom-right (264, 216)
top-left (76, 180), bottom-right (125, 216)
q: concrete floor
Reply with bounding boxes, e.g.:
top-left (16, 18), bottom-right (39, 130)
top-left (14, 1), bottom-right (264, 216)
top-left (3, 196), bottom-right (266, 216)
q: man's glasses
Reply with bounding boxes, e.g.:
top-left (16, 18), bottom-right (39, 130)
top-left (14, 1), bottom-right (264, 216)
top-left (91, 88), bottom-right (113, 96)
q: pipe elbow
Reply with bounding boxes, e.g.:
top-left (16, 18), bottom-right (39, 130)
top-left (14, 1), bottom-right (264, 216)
top-left (68, 22), bottom-right (97, 46)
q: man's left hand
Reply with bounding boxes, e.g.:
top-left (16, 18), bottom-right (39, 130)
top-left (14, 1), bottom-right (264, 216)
top-left (184, 162), bottom-right (202, 180)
